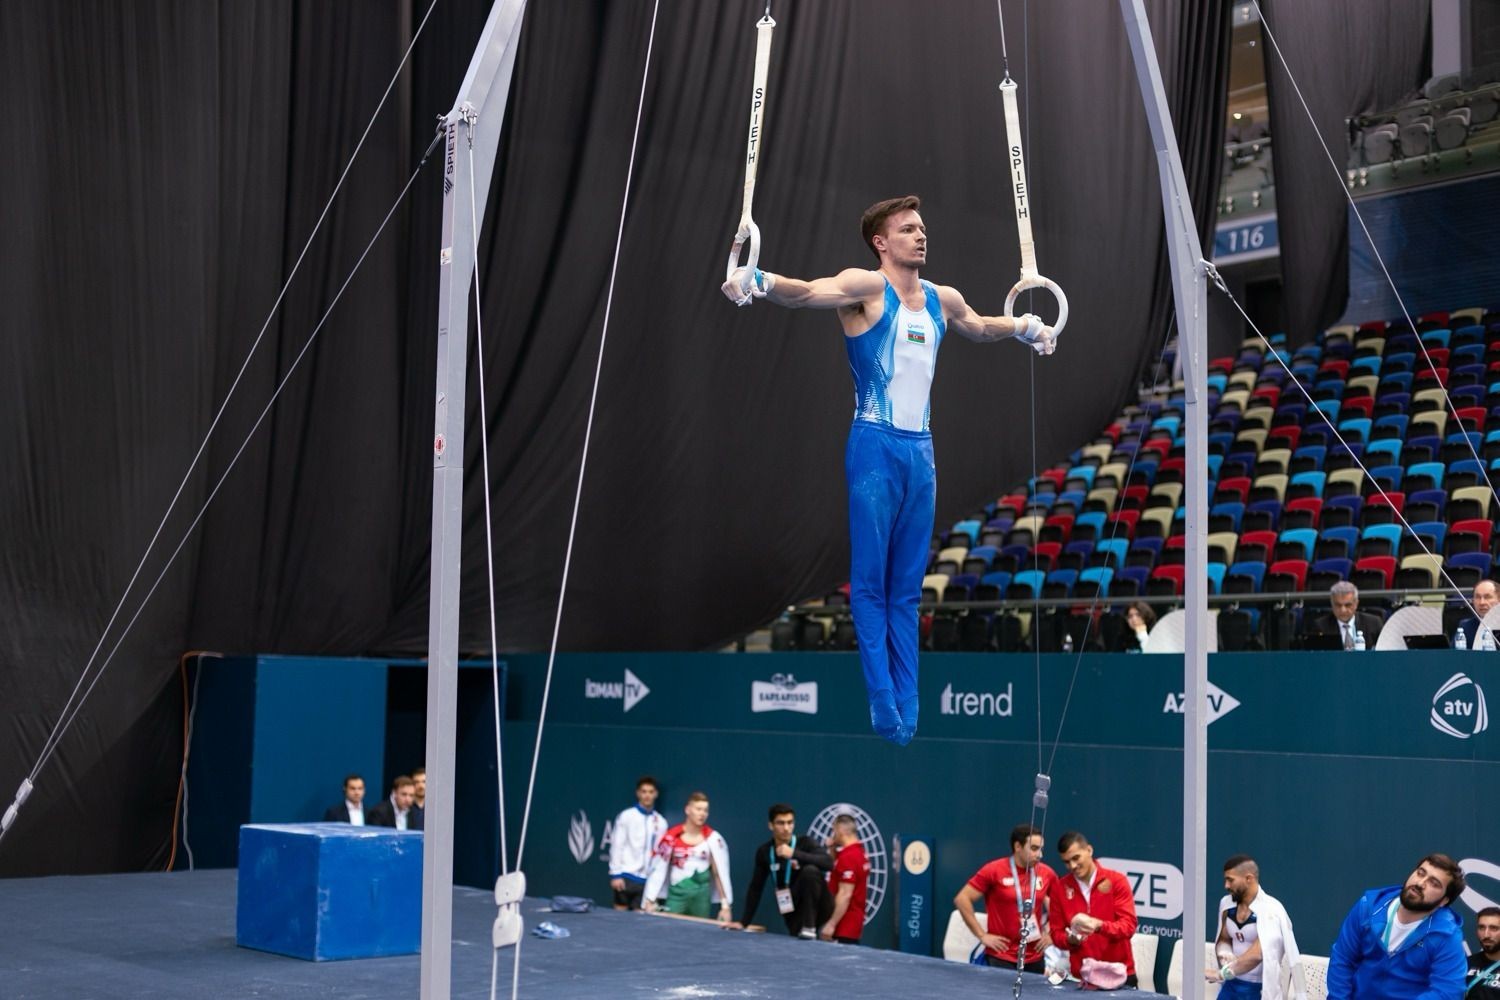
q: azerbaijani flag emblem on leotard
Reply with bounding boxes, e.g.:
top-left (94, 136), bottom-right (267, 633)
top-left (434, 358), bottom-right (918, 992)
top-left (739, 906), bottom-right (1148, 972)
top-left (906, 323), bottom-right (926, 344)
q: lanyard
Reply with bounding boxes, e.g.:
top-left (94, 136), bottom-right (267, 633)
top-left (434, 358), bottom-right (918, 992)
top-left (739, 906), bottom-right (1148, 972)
top-left (1381, 899), bottom-right (1429, 952)
top-left (1009, 857), bottom-right (1040, 950)
top-left (771, 839), bottom-right (794, 886)
top-left (1468, 958), bottom-right (1500, 995)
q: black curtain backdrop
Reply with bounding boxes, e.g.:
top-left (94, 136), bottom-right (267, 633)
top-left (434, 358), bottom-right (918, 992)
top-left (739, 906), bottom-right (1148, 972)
top-left (1261, 0), bottom-right (1431, 343)
top-left (0, 1), bottom-right (1224, 875)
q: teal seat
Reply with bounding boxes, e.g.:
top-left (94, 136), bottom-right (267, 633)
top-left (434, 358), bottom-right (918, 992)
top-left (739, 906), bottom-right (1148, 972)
top-left (1289, 471), bottom-right (1326, 497)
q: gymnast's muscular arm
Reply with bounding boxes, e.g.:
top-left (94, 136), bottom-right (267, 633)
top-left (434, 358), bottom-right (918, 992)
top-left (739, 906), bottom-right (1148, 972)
top-left (723, 266), bottom-right (885, 313)
top-left (937, 284), bottom-right (1051, 349)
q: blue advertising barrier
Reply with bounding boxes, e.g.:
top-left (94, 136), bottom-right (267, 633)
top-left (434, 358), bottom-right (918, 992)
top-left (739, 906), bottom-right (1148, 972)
top-left (193, 650), bottom-right (1498, 961)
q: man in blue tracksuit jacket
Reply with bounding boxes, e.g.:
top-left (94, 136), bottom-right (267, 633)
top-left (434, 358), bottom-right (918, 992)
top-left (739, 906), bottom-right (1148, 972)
top-left (1327, 853), bottom-right (1468, 999)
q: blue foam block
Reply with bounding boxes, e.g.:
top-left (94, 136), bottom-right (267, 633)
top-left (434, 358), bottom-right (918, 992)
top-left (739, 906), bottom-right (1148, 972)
top-left (236, 823), bottom-right (423, 961)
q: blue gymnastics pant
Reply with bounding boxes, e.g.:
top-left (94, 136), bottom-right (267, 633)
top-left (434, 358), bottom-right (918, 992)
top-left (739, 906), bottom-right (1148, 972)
top-left (845, 422), bottom-right (935, 735)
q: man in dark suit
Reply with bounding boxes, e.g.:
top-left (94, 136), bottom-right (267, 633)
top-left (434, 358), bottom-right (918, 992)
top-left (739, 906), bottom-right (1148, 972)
top-left (409, 767), bottom-right (425, 831)
top-left (367, 774), bottom-right (417, 830)
top-left (1307, 582), bottom-right (1383, 650)
top-left (1457, 579), bottom-right (1500, 649)
top-left (322, 774), bottom-right (366, 824)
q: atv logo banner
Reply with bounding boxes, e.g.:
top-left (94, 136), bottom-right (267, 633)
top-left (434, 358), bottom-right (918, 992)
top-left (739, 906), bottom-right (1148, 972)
top-left (1431, 672), bottom-right (1488, 739)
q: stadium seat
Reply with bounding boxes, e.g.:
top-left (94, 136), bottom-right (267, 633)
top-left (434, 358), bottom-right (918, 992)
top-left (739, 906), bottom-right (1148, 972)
top-left (1277, 528), bottom-right (1317, 562)
top-left (1225, 561), bottom-right (1266, 593)
top-left (1078, 567), bottom-right (1114, 598)
top-left (1265, 559), bottom-right (1308, 592)
top-left (1282, 496), bottom-right (1322, 530)
top-left (1396, 554), bottom-right (1442, 589)
top-left (1352, 556), bottom-right (1396, 590)
top-left (1148, 564), bottom-right (1186, 596)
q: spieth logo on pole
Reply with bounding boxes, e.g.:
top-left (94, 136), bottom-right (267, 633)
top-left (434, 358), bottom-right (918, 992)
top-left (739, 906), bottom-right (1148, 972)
top-left (751, 673), bottom-right (818, 714)
top-left (1431, 672), bottom-right (1489, 739)
top-left (583, 668), bottom-right (651, 712)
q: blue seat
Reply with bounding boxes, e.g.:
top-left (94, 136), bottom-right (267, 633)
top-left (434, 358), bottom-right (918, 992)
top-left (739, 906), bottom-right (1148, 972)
top-left (1056, 490), bottom-right (1088, 509)
top-left (1226, 561), bottom-right (1266, 591)
top-left (1292, 445), bottom-right (1327, 471)
top-left (1453, 324), bottom-right (1486, 345)
top-left (981, 571), bottom-right (1012, 591)
top-left (1206, 562), bottom-right (1227, 594)
top-left (1117, 566), bottom-right (1150, 593)
top-left (1383, 352), bottom-right (1416, 374)
top-left (1278, 528), bottom-right (1318, 561)
top-left (1361, 523), bottom-right (1403, 555)
top-left (1372, 414), bottom-right (1409, 440)
top-left (1421, 328), bottom-right (1451, 348)
top-left (1350, 356), bottom-right (1382, 376)
top-left (1094, 538), bottom-right (1128, 570)
top-left (1313, 399), bottom-right (1341, 422)
top-left (948, 573), bottom-right (980, 600)
top-left (1045, 569), bottom-right (1078, 595)
top-left (1075, 511), bottom-right (1108, 537)
top-left (1079, 567), bottom-right (1114, 596)
top-left (1337, 417), bottom-right (1372, 443)
top-left (966, 545), bottom-right (999, 570)
top-left (1311, 556), bottom-right (1353, 579)
top-left (1065, 466), bottom-right (1096, 488)
top-left (1211, 501), bottom-right (1244, 532)
top-left (1452, 367), bottom-right (1487, 391)
top-left (1407, 489), bottom-right (1447, 519)
top-left (1127, 536), bottom-right (1162, 563)
top-left (1365, 439), bottom-right (1402, 464)
top-left (1379, 372), bottom-right (1414, 394)
top-left (1451, 342), bottom-right (1485, 365)
top-left (1151, 416), bottom-right (1181, 438)
top-left (1325, 495), bottom-right (1363, 521)
top-left (1449, 551), bottom-right (1494, 575)
top-left (1009, 570), bottom-right (1045, 599)
top-left (1289, 471), bottom-right (1326, 497)
top-left (1205, 454), bottom-right (1223, 479)
top-left (1405, 462), bottom-right (1445, 492)
top-left (1449, 457), bottom-right (1486, 480)
top-left (1247, 499), bottom-right (1282, 529)
top-left (951, 519), bottom-right (982, 544)
top-left (1321, 525), bottom-right (1361, 553)
top-left (1409, 521), bottom-right (1447, 553)
top-left (1375, 391), bottom-right (1409, 413)
top-left (1367, 464), bottom-right (1404, 491)
top-left (1206, 373), bottom-right (1228, 394)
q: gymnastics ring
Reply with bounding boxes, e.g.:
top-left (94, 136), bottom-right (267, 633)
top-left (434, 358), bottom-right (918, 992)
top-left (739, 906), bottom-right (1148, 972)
top-left (1004, 270), bottom-right (1069, 339)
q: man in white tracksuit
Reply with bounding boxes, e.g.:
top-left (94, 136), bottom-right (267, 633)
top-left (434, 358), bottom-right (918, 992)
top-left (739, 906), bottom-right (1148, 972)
top-left (607, 776), bottom-right (667, 910)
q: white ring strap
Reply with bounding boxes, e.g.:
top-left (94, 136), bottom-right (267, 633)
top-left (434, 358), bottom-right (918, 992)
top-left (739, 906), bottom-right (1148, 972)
top-left (727, 14), bottom-right (775, 281)
top-left (998, 78), bottom-right (1068, 336)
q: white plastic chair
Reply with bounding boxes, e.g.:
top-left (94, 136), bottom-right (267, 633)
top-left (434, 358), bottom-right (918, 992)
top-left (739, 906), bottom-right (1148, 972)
top-left (1130, 932), bottom-right (1159, 992)
top-left (941, 909), bottom-right (983, 963)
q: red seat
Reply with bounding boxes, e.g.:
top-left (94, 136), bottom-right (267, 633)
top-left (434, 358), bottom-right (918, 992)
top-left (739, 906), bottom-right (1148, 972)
top-left (1215, 477), bottom-right (1251, 504)
top-left (1354, 555), bottom-right (1396, 588)
top-left (1368, 491), bottom-right (1406, 515)
top-left (1419, 311), bottom-right (1450, 327)
top-left (1150, 564), bottom-right (1186, 594)
top-left (1318, 359), bottom-right (1350, 380)
top-left (1252, 385), bottom-right (1282, 408)
top-left (1107, 509), bottom-right (1140, 540)
top-left (1358, 320), bottom-right (1389, 334)
top-left (1456, 406), bottom-right (1487, 431)
top-left (1413, 366), bottom-right (1449, 387)
top-left (1238, 529), bottom-right (1278, 564)
top-left (1120, 485), bottom-right (1149, 510)
top-left (1038, 468), bottom-right (1067, 491)
top-left (1340, 396), bottom-right (1374, 419)
top-left (1450, 519), bottom-right (1493, 551)
top-left (1159, 457), bottom-right (1187, 479)
top-left (1420, 347), bottom-right (1450, 369)
top-left (1209, 356), bottom-right (1235, 374)
top-left (1030, 541), bottom-right (1061, 572)
top-left (1266, 559), bottom-right (1309, 591)
top-left (1042, 514), bottom-right (1075, 545)
top-left (1285, 496), bottom-right (1323, 527)
top-left (1267, 425), bottom-right (1302, 450)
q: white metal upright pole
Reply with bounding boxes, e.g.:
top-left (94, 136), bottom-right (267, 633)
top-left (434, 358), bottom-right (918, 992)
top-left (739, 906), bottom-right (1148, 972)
top-left (1118, 4), bottom-right (1210, 997)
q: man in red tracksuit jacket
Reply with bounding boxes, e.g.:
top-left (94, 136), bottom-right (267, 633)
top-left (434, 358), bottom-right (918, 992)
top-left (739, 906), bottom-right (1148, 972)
top-left (1048, 830), bottom-right (1139, 985)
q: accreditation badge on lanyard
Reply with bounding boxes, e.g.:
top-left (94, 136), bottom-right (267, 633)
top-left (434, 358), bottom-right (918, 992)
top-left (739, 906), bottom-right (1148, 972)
top-left (774, 843), bottom-right (796, 914)
top-left (1012, 859), bottom-right (1042, 947)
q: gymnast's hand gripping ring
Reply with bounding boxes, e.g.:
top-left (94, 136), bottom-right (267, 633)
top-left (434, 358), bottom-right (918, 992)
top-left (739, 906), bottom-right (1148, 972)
top-left (998, 77), bottom-right (1067, 342)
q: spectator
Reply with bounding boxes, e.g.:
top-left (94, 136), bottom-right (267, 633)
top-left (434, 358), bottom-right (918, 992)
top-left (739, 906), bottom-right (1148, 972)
top-left (1048, 831), bottom-right (1138, 984)
top-left (820, 814), bottom-right (870, 944)
top-left (366, 775), bottom-right (416, 830)
top-left (608, 776), bottom-right (667, 911)
top-left (730, 803), bottom-right (833, 937)
top-left (1469, 907), bottom-right (1500, 999)
top-left (1327, 853), bottom-right (1467, 999)
top-left (642, 792), bottom-right (733, 922)
top-left (1205, 855), bottom-right (1308, 1000)
top-left (954, 823), bottom-right (1057, 972)
top-left (322, 774), bottom-right (366, 825)
top-left (409, 767), bottom-right (425, 831)
top-left (1458, 580), bottom-right (1500, 649)
top-left (1116, 602), bottom-right (1156, 652)
top-left (1308, 582), bottom-right (1383, 650)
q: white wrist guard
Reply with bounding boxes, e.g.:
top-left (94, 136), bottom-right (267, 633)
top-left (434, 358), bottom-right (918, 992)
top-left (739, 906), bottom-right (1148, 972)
top-left (752, 268), bottom-right (775, 298)
top-left (1220, 964), bottom-right (1236, 981)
